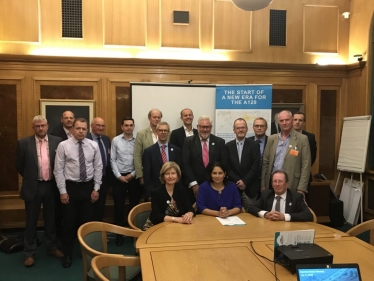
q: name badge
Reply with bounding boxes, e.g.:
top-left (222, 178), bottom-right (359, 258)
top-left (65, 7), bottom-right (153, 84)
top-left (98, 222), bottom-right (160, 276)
top-left (290, 149), bottom-right (299, 156)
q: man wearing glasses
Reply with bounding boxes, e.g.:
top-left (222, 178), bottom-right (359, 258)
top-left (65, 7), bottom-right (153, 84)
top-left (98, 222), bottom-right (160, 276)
top-left (182, 115), bottom-right (228, 202)
top-left (16, 115), bottom-right (64, 267)
top-left (142, 122), bottom-right (180, 201)
top-left (247, 170), bottom-right (312, 222)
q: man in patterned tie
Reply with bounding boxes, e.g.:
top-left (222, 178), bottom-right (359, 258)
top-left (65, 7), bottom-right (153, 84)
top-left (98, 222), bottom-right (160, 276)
top-left (54, 118), bottom-right (102, 268)
top-left (16, 115), bottom-right (64, 267)
top-left (247, 170), bottom-right (312, 222)
top-left (182, 115), bottom-right (228, 202)
top-left (142, 122), bottom-right (180, 201)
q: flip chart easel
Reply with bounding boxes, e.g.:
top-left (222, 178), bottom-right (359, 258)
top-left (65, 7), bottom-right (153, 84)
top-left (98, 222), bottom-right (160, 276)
top-left (334, 115), bottom-right (371, 225)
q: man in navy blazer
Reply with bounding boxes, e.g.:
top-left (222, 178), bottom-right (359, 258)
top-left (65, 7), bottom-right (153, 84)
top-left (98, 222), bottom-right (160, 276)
top-left (247, 170), bottom-right (312, 222)
top-left (143, 122), bottom-right (180, 200)
top-left (86, 117), bottom-right (113, 221)
top-left (16, 115), bottom-right (63, 267)
top-left (50, 111), bottom-right (75, 141)
top-left (226, 118), bottom-right (260, 209)
top-left (293, 112), bottom-right (317, 166)
top-left (170, 108), bottom-right (198, 151)
top-left (182, 115), bottom-right (228, 201)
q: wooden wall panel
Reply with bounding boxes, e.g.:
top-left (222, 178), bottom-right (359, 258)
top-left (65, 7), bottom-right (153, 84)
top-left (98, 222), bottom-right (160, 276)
top-left (200, 0), bottom-right (214, 51)
top-left (304, 5), bottom-right (339, 53)
top-left (40, 0), bottom-right (103, 49)
top-left (213, 1), bottom-right (252, 51)
top-left (147, 0), bottom-right (161, 49)
top-left (0, 83), bottom-right (19, 192)
top-left (161, 0), bottom-right (199, 48)
top-left (104, 0), bottom-right (146, 46)
top-left (0, 0), bottom-right (39, 42)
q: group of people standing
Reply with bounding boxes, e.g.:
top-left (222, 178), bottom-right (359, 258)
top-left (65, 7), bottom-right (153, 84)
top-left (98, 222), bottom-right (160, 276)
top-left (16, 107), bottom-right (317, 269)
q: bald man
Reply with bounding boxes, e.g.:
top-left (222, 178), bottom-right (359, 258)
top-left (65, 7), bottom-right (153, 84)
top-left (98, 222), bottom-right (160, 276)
top-left (87, 117), bottom-right (112, 221)
top-left (51, 111), bottom-right (75, 141)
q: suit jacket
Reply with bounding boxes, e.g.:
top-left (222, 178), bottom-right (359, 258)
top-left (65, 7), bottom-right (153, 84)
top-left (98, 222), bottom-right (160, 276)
top-left (149, 184), bottom-right (194, 225)
top-left (226, 138), bottom-right (260, 198)
top-left (247, 135), bottom-right (268, 150)
top-left (142, 142), bottom-right (181, 199)
top-left (261, 130), bottom-right (311, 192)
top-left (170, 126), bottom-right (198, 150)
top-left (86, 132), bottom-right (112, 182)
top-left (50, 124), bottom-right (68, 141)
top-left (246, 189), bottom-right (313, 222)
top-left (16, 135), bottom-right (62, 201)
top-left (182, 134), bottom-right (228, 186)
top-left (302, 130), bottom-right (317, 166)
top-left (134, 127), bottom-right (155, 179)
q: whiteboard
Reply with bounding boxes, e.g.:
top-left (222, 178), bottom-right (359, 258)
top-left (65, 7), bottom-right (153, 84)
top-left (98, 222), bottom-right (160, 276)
top-left (337, 115), bottom-right (371, 173)
top-left (131, 83), bottom-right (216, 135)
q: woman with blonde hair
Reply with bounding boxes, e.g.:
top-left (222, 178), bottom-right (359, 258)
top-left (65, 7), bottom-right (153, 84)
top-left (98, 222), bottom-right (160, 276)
top-left (143, 162), bottom-right (194, 230)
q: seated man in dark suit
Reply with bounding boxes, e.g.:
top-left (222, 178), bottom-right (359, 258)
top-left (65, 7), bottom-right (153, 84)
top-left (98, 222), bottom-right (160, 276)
top-left (143, 122), bottom-right (180, 201)
top-left (247, 170), bottom-right (312, 222)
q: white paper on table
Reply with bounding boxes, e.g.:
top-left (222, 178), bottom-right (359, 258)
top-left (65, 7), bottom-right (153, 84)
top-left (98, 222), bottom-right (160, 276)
top-left (216, 216), bottom-right (246, 226)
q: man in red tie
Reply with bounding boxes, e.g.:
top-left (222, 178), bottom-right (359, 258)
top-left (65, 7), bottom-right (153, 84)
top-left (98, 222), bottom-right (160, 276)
top-left (182, 116), bottom-right (228, 202)
top-left (142, 122), bottom-right (180, 201)
top-left (16, 115), bottom-right (64, 267)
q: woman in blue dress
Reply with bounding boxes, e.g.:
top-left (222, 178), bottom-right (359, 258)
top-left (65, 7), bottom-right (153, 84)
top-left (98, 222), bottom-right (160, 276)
top-left (196, 162), bottom-right (242, 217)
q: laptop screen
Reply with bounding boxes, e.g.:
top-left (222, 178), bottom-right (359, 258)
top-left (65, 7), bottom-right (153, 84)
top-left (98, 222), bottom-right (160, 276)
top-left (296, 264), bottom-right (362, 281)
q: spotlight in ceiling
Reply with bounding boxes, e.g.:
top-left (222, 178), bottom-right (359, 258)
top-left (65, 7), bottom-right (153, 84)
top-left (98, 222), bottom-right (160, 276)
top-left (232, 0), bottom-right (273, 11)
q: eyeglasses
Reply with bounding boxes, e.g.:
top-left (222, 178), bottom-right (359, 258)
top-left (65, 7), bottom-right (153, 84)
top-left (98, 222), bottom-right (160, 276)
top-left (157, 129), bottom-right (169, 133)
top-left (198, 125), bottom-right (212, 130)
top-left (234, 126), bottom-right (247, 130)
top-left (253, 125), bottom-right (266, 128)
top-left (34, 124), bottom-right (47, 129)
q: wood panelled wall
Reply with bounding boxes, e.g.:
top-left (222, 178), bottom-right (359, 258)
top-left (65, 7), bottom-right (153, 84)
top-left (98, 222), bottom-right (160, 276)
top-left (0, 0), bottom-right (350, 64)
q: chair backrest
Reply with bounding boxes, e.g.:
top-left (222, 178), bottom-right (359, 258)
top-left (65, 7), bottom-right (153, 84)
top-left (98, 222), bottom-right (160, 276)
top-left (308, 207), bottom-right (317, 223)
top-left (127, 202), bottom-right (152, 231)
top-left (77, 222), bottom-right (142, 281)
top-left (346, 219), bottom-right (374, 245)
top-left (91, 255), bottom-right (140, 281)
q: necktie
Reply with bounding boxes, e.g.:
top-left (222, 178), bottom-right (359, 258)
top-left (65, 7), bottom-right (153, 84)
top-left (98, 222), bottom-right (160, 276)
top-left (275, 196), bottom-right (281, 212)
top-left (40, 139), bottom-right (49, 181)
top-left (202, 140), bottom-right (209, 167)
top-left (257, 139), bottom-right (263, 169)
top-left (161, 145), bottom-right (167, 163)
top-left (79, 141), bottom-right (87, 181)
top-left (237, 142), bottom-right (243, 164)
top-left (97, 136), bottom-right (107, 176)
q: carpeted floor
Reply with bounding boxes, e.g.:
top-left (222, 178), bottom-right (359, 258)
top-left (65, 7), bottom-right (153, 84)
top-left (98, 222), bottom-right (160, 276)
top-left (0, 230), bottom-right (135, 281)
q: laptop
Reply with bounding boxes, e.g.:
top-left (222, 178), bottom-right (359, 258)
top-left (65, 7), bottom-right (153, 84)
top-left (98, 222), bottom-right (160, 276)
top-left (296, 264), bottom-right (362, 281)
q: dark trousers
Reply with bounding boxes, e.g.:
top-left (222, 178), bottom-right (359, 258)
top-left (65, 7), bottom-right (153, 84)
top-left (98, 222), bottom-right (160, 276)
top-left (62, 180), bottom-right (94, 257)
top-left (54, 185), bottom-right (63, 240)
top-left (112, 174), bottom-right (141, 227)
top-left (93, 174), bottom-right (110, 221)
top-left (24, 180), bottom-right (57, 257)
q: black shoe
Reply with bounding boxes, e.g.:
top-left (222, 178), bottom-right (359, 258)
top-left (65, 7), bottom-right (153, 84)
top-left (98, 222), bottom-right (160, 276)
top-left (62, 255), bottom-right (72, 268)
top-left (115, 235), bottom-right (123, 246)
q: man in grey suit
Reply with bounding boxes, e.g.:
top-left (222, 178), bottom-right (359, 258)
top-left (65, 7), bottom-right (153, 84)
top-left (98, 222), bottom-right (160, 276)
top-left (134, 109), bottom-right (162, 186)
top-left (16, 115), bottom-right (64, 267)
top-left (247, 170), bottom-right (312, 222)
top-left (86, 117), bottom-right (112, 221)
top-left (261, 110), bottom-right (311, 196)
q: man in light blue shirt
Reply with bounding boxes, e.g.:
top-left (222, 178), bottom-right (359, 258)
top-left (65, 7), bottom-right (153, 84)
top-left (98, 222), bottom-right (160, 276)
top-left (110, 117), bottom-right (140, 246)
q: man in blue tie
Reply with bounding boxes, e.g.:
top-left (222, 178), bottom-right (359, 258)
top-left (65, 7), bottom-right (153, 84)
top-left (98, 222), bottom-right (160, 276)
top-left (86, 117), bottom-right (112, 221)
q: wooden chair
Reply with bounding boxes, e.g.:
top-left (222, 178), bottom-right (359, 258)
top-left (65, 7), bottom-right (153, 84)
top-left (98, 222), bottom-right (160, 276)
top-left (127, 202), bottom-right (151, 231)
top-left (77, 221), bottom-right (143, 281)
top-left (91, 255), bottom-right (140, 281)
top-left (308, 207), bottom-right (317, 223)
top-left (346, 219), bottom-right (374, 245)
